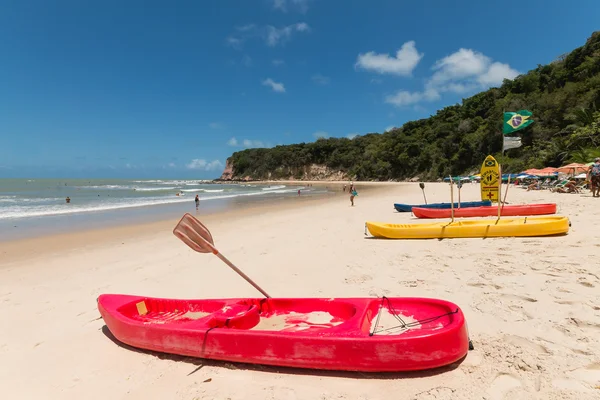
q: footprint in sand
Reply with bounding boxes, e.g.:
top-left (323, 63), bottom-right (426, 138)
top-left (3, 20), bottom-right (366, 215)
top-left (503, 335), bottom-right (550, 354)
top-left (569, 363), bottom-right (600, 385)
top-left (554, 299), bottom-right (577, 305)
top-left (552, 378), bottom-right (594, 393)
top-left (487, 373), bottom-right (523, 400)
top-left (271, 386), bottom-right (297, 400)
top-left (398, 279), bottom-right (423, 287)
top-left (500, 293), bottom-right (537, 303)
top-left (343, 274), bottom-right (373, 284)
top-left (507, 305), bottom-right (534, 320)
top-left (413, 387), bottom-right (455, 399)
top-left (468, 282), bottom-right (502, 290)
top-left (577, 279), bottom-right (594, 288)
top-left (568, 318), bottom-right (600, 331)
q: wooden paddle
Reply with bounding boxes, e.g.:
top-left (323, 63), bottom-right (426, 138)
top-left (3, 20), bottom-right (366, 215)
top-left (419, 182), bottom-right (427, 204)
top-left (173, 213), bottom-right (272, 298)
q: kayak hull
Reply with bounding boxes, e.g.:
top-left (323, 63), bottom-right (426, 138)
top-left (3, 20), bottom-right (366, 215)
top-left (366, 216), bottom-right (570, 239)
top-left (98, 294), bottom-right (469, 372)
top-left (412, 203), bottom-right (557, 219)
top-left (394, 201), bottom-right (492, 212)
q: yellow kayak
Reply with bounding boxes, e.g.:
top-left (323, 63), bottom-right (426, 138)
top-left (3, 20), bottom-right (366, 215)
top-left (365, 216), bottom-right (570, 239)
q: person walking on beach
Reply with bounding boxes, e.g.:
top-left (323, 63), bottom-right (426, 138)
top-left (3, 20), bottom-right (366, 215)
top-left (195, 194), bottom-right (200, 210)
top-left (589, 157), bottom-right (600, 197)
top-left (350, 188), bottom-right (357, 206)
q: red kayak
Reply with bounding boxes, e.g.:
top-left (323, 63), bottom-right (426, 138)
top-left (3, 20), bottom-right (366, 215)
top-left (98, 294), bottom-right (469, 372)
top-left (412, 203), bottom-right (557, 219)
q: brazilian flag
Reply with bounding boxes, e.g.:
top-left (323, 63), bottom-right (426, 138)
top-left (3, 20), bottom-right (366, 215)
top-left (503, 110), bottom-right (534, 134)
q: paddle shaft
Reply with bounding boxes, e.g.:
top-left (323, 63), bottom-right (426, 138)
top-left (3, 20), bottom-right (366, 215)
top-left (214, 251), bottom-right (272, 298)
top-left (198, 234), bottom-right (272, 298)
top-left (421, 189), bottom-right (427, 204)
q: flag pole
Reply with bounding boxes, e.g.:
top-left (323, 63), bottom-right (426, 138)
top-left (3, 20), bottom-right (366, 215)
top-left (449, 175), bottom-right (455, 223)
top-left (496, 164), bottom-right (502, 224)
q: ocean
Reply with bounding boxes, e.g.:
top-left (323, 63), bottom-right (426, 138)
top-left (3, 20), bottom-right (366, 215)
top-left (0, 179), bottom-right (331, 240)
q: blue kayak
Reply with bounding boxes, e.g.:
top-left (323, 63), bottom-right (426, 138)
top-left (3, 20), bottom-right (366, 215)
top-left (394, 200), bottom-right (492, 213)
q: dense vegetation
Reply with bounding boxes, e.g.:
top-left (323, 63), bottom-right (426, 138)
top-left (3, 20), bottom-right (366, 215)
top-left (224, 32), bottom-right (600, 181)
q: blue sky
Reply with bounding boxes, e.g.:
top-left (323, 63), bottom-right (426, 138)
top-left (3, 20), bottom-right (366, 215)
top-left (1, 0), bottom-right (599, 179)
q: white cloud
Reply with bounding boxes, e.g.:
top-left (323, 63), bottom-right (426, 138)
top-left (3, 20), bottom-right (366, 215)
top-left (266, 23), bottom-right (310, 46)
top-left (209, 122), bottom-right (224, 129)
top-left (384, 88), bottom-right (440, 107)
top-left (312, 74), bottom-right (330, 85)
top-left (272, 59), bottom-right (285, 66)
top-left (237, 24), bottom-right (256, 32)
top-left (262, 78), bottom-right (286, 93)
top-left (242, 55), bottom-right (253, 67)
top-left (243, 139), bottom-right (266, 148)
top-left (227, 23), bottom-right (309, 49)
top-left (272, 0), bottom-right (311, 13)
top-left (346, 133), bottom-right (359, 139)
top-left (477, 62), bottom-right (519, 86)
top-left (384, 126), bottom-right (395, 132)
top-left (355, 41), bottom-right (423, 76)
top-left (186, 159), bottom-right (224, 171)
top-left (226, 37), bottom-right (243, 49)
top-left (430, 48), bottom-right (489, 84)
top-left (384, 47), bottom-right (519, 107)
top-left (313, 131), bottom-right (329, 139)
top-left (426, 48), bottom-right (519, 95)
top-left (227, 137), bottom-right (267, 148)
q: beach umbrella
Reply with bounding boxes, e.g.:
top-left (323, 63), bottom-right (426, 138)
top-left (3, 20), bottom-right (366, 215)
top-left (556, 163), bottom-right (588, 174)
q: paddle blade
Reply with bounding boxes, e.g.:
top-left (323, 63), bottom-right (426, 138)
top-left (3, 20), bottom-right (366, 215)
top-left (173, 213), bottom-right (216, 253)
top-left (419, 182), bottom-right (425, 190)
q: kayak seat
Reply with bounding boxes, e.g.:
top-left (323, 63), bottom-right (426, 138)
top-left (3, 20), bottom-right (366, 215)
top-left (119, 297), bottom-right (227, 326)
top-left (207, 304), bottom-right (260, 330)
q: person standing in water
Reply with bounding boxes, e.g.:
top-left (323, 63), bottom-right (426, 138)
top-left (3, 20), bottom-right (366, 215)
top-left (195, 194), bottom-right (200, 210)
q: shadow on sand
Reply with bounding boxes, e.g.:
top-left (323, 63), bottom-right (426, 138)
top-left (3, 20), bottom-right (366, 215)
top-left (101, 325), bottom-right (466, 380)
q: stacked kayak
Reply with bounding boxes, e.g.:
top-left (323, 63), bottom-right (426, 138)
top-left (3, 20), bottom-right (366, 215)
top-left (412, 203), bottom-right (557, 219)
top-left (365, 216), bottom-right (570, 239)
top-left (394, 200), bottom-right (492, 213)
top-left (98, 294), bottom-right (469, 372)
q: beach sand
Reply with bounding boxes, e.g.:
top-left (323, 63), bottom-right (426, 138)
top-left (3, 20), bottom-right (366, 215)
top-left (1, 182), bottom-right (599, 399)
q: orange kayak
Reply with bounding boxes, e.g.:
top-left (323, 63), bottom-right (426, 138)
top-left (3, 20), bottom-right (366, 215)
top-left (411, 203), bottom-right (557, 219)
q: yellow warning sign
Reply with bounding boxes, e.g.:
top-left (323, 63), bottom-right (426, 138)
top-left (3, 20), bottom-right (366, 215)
top-left (480, 155), bottom-right (499, 202)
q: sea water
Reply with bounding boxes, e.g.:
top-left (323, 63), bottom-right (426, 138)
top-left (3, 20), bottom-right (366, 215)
top-left (0, 179), bottom-right (330, 239)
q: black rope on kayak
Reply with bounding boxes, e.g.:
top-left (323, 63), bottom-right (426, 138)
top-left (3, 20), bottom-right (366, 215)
top-left (369, 296), bottom-right (459, 336)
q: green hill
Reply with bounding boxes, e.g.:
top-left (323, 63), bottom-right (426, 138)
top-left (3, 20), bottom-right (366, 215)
top-left (220, 32), bottom-right (600, 181)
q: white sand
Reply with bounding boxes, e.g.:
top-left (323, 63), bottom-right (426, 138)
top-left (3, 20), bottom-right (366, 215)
top-left (250, 311), bottom-right (342, 331)
top-left (1, 182), bottom-right (600, 399)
